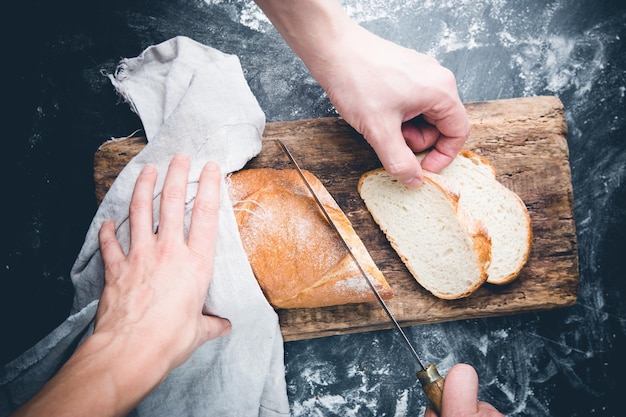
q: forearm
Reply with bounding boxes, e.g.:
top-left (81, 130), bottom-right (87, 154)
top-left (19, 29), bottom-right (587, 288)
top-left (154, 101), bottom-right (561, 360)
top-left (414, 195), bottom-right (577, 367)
top-left (253, 0), bottom-right (360, 87)
top-left (255, 0), bottom-right (468, 184)
top-left (12, 331), bottom-right (170, 417)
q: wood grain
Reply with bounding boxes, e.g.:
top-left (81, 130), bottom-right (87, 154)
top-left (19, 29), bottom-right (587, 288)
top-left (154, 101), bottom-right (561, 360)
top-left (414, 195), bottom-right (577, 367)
top-left (93, 96), bottom-right (578, 341)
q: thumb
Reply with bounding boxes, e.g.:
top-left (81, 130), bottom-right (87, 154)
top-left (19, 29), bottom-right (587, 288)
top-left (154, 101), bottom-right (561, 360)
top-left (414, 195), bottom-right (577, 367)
top-left (423, 407), bottom-right (438, 417)
top-left (366, 124), bottom-right (423, 188)
top-left (200, 315), bottom-right (232, 343)
top-left (98, 220), bottom-right (125, 272)
top-left (442, 364), bottom-right (480, 415)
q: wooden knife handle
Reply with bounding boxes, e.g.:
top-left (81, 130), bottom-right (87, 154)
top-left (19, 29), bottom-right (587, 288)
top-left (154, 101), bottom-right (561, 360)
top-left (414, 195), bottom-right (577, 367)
top-left (417, 364), bottom-right (445, 415)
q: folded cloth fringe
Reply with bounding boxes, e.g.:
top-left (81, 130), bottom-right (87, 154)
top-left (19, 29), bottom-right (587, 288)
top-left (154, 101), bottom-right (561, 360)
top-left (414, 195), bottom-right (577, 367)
top-left (0, 36), bottom-right (290, 417)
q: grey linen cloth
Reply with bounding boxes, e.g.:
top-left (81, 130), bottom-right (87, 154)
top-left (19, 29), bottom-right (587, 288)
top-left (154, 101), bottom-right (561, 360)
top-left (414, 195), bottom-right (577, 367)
top-left (0, 36), bottom-right (290, 416)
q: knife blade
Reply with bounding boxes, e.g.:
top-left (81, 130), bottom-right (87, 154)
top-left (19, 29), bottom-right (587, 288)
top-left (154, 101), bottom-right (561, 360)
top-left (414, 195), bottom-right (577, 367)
top-left (275, 139), bottom-right (445, 415)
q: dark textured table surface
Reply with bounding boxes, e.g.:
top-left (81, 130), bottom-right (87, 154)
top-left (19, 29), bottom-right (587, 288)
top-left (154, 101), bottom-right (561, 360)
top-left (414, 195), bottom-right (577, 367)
top-left (3, 1), bottom-right (625, 416)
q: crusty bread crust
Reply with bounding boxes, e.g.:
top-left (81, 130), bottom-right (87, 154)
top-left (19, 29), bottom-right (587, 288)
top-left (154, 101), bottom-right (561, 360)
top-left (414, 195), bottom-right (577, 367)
top-left (442, 150), bottom-right (532, 285)
top-left (228, 168), bottom-right (393, 309)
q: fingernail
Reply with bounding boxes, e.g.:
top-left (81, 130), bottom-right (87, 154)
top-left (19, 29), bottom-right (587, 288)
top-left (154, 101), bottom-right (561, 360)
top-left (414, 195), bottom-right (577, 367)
top-left (205, 161), bottom-right (219, 172)
top-left (141, 164), bottom-right (156, 174)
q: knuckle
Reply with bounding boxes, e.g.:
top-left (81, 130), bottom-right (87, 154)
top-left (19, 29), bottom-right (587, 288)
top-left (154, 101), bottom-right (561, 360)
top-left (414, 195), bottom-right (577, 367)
top-left (361, 122), bottom-right (389, 147)
top-left (99, 234), bottom-right (115, 251)
top-left (440, 66), bottom-right (457, 86)
top-left (161, 186), bottom-right (185, 203)
top-left (129, 198), bottom-right (152, 215)
top-left (194, 197), bottom-right (220, 220)
top-left (126, 250), bottom-right (144, 265)
top-left (384, 159), bottom-right (413, 178)
top-left (157, 241), bottom-right (178, 260)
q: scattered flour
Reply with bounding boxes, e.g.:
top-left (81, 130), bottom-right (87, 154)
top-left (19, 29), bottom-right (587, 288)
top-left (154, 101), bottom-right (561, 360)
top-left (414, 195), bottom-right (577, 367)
top-left (394, 390), bottom-right (409, 417)
top-left (202, 0), bottom-right (615, 114)
top-left (203, 1), bottom-right (623, 415)
top-left (203, 0), bottom-right (272, 32)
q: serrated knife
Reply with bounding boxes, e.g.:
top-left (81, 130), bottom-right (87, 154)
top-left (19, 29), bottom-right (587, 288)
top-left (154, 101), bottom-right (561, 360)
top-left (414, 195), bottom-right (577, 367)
top-left (275, 139), bottom-right (446, 415)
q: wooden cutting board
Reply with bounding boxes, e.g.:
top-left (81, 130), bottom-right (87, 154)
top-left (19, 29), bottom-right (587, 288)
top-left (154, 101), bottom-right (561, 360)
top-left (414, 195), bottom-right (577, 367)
top-left (93, 95), bottom-right (578, 341)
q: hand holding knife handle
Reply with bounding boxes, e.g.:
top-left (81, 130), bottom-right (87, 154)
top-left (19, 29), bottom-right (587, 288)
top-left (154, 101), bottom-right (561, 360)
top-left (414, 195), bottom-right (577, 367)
top-left (417, 364), bottom-right (445, 416)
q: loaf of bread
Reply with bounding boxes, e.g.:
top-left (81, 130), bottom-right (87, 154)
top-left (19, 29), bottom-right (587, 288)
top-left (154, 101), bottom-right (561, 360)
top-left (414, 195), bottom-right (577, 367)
top-left (434, 150), bottom-right (532, 285)
top-left (358, 169), bottom-right (491, 299)
top-left (227, 168), bottom-right (393, 309)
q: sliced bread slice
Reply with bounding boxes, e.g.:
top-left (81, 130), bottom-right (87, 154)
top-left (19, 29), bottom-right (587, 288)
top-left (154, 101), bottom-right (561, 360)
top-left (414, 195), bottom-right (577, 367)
top-left (358, 169), bottom-right (491, 299)
top-left (433, 150), bottom-right (532, 285)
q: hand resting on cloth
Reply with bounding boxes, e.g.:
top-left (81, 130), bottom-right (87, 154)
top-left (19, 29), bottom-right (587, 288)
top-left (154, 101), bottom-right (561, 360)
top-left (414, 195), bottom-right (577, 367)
top-left (11, 156), bottom-right (234, 416)
top-left (0, 36), bottom-right (290, 417)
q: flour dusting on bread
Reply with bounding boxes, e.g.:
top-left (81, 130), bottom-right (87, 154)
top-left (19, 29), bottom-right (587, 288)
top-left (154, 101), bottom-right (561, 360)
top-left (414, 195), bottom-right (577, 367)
top-left (228, 168), bottom-right (393, 309)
